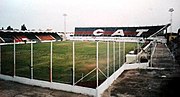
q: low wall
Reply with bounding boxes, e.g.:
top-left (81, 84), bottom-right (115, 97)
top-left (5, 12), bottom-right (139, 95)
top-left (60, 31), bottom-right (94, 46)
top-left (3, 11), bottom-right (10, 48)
top-left (0, 62), bottom-right (149, 97)
top-left (97, 62), bottom-right (149, 97)
top-left (0, 74), bottom-right (96, 96)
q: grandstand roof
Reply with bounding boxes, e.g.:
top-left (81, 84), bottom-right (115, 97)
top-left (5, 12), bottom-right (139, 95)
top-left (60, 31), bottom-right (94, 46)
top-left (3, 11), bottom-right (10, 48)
top-left (0, 30), bottom-right (62, 33)
top-left (74, 24), bottom-right (170, 37)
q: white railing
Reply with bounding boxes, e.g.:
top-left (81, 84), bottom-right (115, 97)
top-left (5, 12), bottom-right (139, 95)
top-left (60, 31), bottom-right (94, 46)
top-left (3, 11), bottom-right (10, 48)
top-left (0, 39), bottom-right (157, 97)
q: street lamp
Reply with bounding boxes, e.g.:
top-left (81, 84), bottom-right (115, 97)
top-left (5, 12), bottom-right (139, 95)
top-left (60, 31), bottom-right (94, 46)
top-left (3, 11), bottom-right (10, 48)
top-left (63, 13), bottom-right (67, 40)
top-left (168, 8), bottom-right (174, 33)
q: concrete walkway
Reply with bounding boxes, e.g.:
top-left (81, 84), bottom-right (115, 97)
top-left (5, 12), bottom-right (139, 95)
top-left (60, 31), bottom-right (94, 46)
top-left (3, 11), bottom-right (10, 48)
top-left (0, 80), bottom-right (91, 97)
top-left (102, 43), bottom-right (180, 97)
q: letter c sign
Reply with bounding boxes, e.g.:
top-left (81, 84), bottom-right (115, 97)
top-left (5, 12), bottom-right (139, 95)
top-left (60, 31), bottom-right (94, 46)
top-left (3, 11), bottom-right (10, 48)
top-left (93, 29), bottom-right (104, 36)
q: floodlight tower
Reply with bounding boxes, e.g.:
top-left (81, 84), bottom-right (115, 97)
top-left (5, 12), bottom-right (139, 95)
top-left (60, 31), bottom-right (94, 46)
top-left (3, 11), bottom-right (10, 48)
top-left (63, 13), bottom-right (67, 40)
top-left (169, 8), bottom-right (174, 33)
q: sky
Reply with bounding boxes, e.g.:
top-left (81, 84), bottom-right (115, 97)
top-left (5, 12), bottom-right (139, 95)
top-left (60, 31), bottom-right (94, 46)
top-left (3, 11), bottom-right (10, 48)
top-left (0, 0), bottom-right (180, 32)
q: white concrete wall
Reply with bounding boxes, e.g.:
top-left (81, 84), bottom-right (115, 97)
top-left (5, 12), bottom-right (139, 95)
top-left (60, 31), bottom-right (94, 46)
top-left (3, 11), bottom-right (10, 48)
top-left (0, 75), bottom-right (96, 96)
top-left (69, 36), bottom-right (144, 42)
top-left (126, 54), bottom-right (138, 63)
top-left (0, 62), bottom-right (149, 97)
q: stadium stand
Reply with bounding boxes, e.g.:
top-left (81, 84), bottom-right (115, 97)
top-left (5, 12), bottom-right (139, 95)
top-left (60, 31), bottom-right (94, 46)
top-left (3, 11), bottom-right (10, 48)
top-left (74, 24), bottom-right (169, 37)
top-left (14, 34), bottom-right (29, 42)
top-left (36, 33), bottom-right (55, 41)
top-left (69, 24), bottom-right (171, 41)
top-left (167, 32), bottom-right (180, 65)
top-left (0, 30), bottom-right (63, 43)
top-left (51, 33), bottom-right (63, 41)
top-left (25, 33), bottom-right (40, 42)
top-left (0, 32), bottom-right (14, 43)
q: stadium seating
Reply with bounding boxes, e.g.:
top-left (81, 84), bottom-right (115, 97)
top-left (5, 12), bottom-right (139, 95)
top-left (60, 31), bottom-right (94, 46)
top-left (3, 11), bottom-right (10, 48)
top-left (14, 35), bottom-right (28, 42)
top-left (36, 34), bottom-right (55, 41)
top-left (0, 32), bottom-right (14, 43)
top-left (0, 37), bottom-right (4, 43)
top-left (0, 30), bottom-right (62, 43)
top-left (51, 33), bottom-right (63, 41)
top-left (25, 33), bottom-right (40, 42)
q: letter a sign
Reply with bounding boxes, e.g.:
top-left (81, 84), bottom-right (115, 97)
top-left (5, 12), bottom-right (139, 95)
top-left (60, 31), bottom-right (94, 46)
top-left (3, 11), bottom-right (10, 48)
top-left (111, 30), bottom-right (124, 36)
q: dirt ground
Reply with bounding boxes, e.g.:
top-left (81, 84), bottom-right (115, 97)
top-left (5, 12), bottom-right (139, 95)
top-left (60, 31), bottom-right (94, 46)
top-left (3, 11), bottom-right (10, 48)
top-left (0, 79), bottom-right (92, 97)
top-left (102, 43), bottom-right (180, 97)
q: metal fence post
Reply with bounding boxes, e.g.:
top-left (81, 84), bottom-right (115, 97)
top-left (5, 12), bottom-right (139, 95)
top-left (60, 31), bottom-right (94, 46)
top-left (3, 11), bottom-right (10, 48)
top-left (50, 41), bottom-right (53, 82)
top-left (107, 41), bottom-right (109, 77)
top-left (0, 45), bottom-right (1, 74)
top-left (150, 41), bottom-right (157, 67)
top-left (13, 40), bottom-right (16, 77)
top-left (73, 41), bottom-right (75, 86)
top-left (30, 42), bottom-right (33, 79)
top-left (96, 41), bottom-right (99, 88)
top-left (119, 41), bottom-right (121, 68)
top-left (137, 40), bottom-right (139, 62)
top-left (123, 41), bottom-right (126, 63)
top-left (113, 42), bottom-right (115, 72)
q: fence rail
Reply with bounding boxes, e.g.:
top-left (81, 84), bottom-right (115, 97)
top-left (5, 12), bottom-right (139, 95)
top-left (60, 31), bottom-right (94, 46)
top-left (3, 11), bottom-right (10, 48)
top-left (0, 40), bottom-right (155, 97)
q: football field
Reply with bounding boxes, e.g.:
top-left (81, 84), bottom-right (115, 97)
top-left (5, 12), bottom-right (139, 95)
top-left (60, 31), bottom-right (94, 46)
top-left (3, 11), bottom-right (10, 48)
top-left (1, 41), bottom-right (138, 84)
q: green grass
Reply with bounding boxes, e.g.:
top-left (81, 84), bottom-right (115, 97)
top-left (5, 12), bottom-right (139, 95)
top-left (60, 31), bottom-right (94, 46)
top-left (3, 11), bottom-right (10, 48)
top-left (1, 41), bottom-right (138, 84)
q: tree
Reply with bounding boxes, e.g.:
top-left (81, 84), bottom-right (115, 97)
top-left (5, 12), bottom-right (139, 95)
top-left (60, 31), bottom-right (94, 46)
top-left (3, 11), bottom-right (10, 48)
top-left (6, 26), bottom-right (13, 30)
top-left (21, 24), bottom-right (27, 31)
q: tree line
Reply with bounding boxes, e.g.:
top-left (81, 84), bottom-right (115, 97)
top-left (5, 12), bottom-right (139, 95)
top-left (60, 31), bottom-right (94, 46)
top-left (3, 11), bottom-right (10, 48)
top-left (1, 24), bottom-right (27, 31)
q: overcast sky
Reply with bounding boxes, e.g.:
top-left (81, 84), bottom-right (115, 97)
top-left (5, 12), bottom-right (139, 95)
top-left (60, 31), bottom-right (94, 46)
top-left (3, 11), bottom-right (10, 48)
top-left (0, 0), bottom-right (180, 32)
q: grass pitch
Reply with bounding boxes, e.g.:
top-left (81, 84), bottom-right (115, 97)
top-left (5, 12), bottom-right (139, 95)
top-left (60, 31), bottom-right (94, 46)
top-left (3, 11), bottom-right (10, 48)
top-left (1, 41), bottom-right (138, 84)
